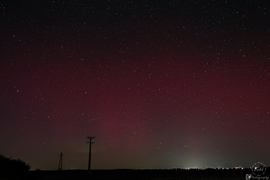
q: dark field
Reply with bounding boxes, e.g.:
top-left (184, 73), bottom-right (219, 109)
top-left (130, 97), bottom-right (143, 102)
top-left (28, 169), bottom-right (254, 180)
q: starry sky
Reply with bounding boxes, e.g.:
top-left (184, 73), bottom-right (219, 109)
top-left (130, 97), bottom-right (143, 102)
top-left (1, 1), bottom-right (270, 170)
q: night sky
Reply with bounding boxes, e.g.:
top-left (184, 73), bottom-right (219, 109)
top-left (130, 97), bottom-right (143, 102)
top-left (1, 1), bottom-right (270, 170)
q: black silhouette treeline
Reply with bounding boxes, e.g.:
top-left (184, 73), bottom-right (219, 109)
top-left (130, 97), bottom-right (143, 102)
top-left (0, 154), bottom-right (30, 179)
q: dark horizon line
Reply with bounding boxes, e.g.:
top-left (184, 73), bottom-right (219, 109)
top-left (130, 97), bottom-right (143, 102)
top-left (31, 167), bottom-right (254, 171)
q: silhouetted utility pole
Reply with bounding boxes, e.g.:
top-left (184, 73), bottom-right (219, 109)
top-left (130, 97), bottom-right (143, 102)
top-left (87, 136), bottom-right (95, 173)
top-left (58, 152), bottom-right (63, 171)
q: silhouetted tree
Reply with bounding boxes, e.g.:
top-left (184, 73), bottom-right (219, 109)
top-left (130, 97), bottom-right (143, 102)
top-left (0, 154), bottom-right (30, 179)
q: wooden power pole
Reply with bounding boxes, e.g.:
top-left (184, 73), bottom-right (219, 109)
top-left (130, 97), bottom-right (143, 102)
top-left (87, 136), bottom-right (95, 173)
top-left (58, 152), bottom-right (63, 171)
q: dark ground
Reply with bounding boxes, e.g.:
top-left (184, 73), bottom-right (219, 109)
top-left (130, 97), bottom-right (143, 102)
top-left (27, 168), bottom-right (256, 180)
